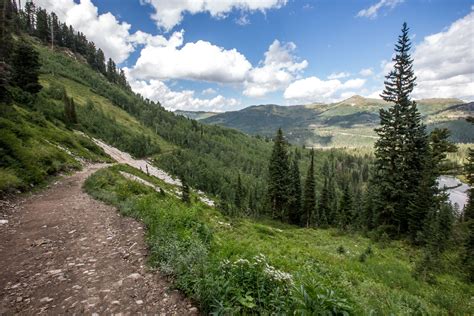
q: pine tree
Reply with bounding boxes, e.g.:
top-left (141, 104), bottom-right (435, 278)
top-left (24, 1), bottom-right (35, 34)
top-left (409, 128), bottom-right (456, 243)
top-left (463, 117), bottom-right (474, 281)
top-left (0, 0), bottom-right (15, 104)
top-left (464, 118), bottom-right (474, 222)
top-left (288, 158), bottom-right (303, 226)
top-left (302, 149), bottom-right (316, 227)
top-left (11, 40), bottom-right (42, 94)
top-left (67, 25), bottom-right (76, 51)
top-left (0, 61), bottom-right (11, 103)
top-left (181, 176), bottom-right (190, 204)
top-left (106, 58), bottom-right (117, 83)
top-left (118, 69), bottom-right (129, 89)
top-left (337, 184), bottom-right (353, 230)
top-left (63, 92), bottom-right (78, 126)
top-left (35, 8), bottom-right (49, 42)
top-left (267, 128), bottom-right (290, 220)
top-left (372, 22), bottom-right (427, 236)
top-left (422, 200), bottom-right (454, 255)
top-left (318, 176), bottom-right (329, 226)
top-left (0, 0), bottom-right (15, 63)
top-left (96, 48), bottom-right (106, 75)
top-left (69, 97), bottom-right (77, 124)
top-left (326, 176), bottom-right (337, 225)
top-left (86, 41), bottom-right (98, 70)
top-left (50, 12), bottom-right (59, 47)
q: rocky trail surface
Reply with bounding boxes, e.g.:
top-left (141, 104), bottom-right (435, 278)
top-left (0, 164), bottom-right (197, 315)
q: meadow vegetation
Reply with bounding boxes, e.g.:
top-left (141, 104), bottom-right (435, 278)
top-left (84, 165), bottom-right (474, 314)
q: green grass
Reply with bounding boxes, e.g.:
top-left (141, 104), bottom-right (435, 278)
top-left (84, 165), bottom-right (474, 315)
top-left (0, 102), bottom-right (111, 193)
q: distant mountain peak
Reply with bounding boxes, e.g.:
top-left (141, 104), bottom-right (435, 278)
top-left (336, 95), bottom-right (386, 107)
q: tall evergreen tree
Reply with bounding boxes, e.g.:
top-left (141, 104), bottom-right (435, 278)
top-left (35, 8), bottom-right (49, 42)
top-left (326, 176), bottom-right (338, 225)
top-left (181, 175), bottom-right (190, 204)
top-left (318, 177), bottom-right (331, 226)
top-left (288, 158), bottom-right (303, 226)
top-left (372, 22), bottom-right (427, 236)
top-left (106, 58), bottom-right (117, 83)
top-left (86, 41), bottom-right (98, 70)
top-left (50, 12), bottom-right (59, 47)
top-left (0, 0), bottom-right (15, 103)
top-left (463, 117), bottom-right (474, 281)
top-left (118, 69), bottom-right (129, 89)
top-left (11, 40), bottom-right (42, 94)
top-left (337, 184), bottom-right (353, 230)
top-left (302, 149), bottom-right (316, 227)
top-left (267, 128), bottom-right (290, 220)
top-left (408, 128), bottom-right (456, 243)
top-left (24, 1), bottom-right (35, 34)
top-left (0, 61), bottom-right (10, 103)
top-left (0, 0), bottom-right (15, 63)
top-left (64, 94), bottom-right (78, 126)
top-left (96, 48), bottom-right (106, 75)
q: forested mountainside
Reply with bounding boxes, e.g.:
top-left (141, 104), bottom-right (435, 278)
top-left (192, 95), bottom-right (473, 147)
top-left (1, 2), bottom-right (473, 314)
top-left (0, 1), bottom-right (372, 216)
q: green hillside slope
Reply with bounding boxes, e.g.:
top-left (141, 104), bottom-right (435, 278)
top-left (175, 110), bottom-right (217, 120)
top-left (201, 95), bottom-right (473, 147)
top-left (0, 103), bottom-right (110, 192)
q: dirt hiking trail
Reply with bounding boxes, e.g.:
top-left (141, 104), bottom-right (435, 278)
top-left (0, 164), bottom-right (197, 315)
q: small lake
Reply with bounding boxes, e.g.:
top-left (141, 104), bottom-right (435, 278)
top-left (438, 176), bottom-right (470, 211)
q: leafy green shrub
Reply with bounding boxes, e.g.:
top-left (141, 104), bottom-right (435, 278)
top-left (359, 245), bottom-right (374, 263)
top-left (45, 82), bottom-right (66, 100)
top-left (292, 277), bottom-right (353, 315)
top-left (337, 245), bottom-right (346, 254)
top-left (212, 254), bottom-right (293, 313)
top-left (0, 168), bottom-right (23, 192)
top-left (413, 250), bottom-right (438, 284)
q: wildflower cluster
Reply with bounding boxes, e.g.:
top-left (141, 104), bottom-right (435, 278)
top-left (218, 253), bottom-right (293, 312)
top-left (221, 254), bottom-right (293, 285)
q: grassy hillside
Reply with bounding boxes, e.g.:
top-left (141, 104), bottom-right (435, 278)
top-left (0, 101), bottom-right (111, 193)
top-left (175, 110), bottom-right (217, 120)
top-left (84, 164), bottom-right (474, 314)
top-left (201, 95), bottom-right (473, 147)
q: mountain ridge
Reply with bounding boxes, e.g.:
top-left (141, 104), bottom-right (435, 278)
top-left (177, 95), bottom-right (472, 147)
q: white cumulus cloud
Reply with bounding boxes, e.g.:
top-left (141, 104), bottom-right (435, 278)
top-left (284, 76), bottom-right (366, 103)
top-left (129, 79), bottom-right (240, 112)
top-left (141, 0), bottom-right (287, 31)
top-left (357, 0), bottom-right (404, 19)
top-left (202, 88), bottom-right (217, 95)
top-left (359, 68), bottom-right (374, 77)
top-left (243, 40), bottom-right (308, 97)
top-left (412, 10), bottom-right (474, 101)
top-left (328, 72), bottom-right (351, 80)
top-left (129, 30), bottom-right (252, 83)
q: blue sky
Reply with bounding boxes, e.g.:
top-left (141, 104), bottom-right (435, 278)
top-left (36, 0), bottom-right (474, 111)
